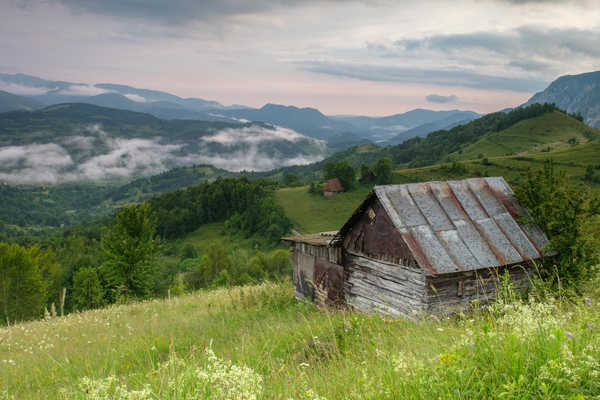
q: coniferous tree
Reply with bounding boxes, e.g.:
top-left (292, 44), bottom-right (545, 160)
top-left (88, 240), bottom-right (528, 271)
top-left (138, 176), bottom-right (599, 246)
top-left (101, 203), bottom-right (160, 300)
top-left (72, 267), bottom-right (104, 310)
top-left (0, 243), bottom-right (45, 324)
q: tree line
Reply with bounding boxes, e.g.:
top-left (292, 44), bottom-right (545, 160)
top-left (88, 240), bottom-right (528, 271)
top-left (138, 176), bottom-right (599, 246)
top-left (0, 177), bottom-right (292, 325)
top-left (389, 103), bottom-right (565, 167)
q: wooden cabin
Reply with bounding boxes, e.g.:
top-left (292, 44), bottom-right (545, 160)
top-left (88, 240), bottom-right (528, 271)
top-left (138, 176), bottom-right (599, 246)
top-left (283, 177), bottom-right (551, 316)
top-left (323, 178), bottom-right (344, 197)
top-left (281, 232), bottom-right (344, 307)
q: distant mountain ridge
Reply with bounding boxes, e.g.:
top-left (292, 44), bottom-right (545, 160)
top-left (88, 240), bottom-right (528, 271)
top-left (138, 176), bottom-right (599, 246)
top-left (0, 73), bottom-right (239, 122)
top-left (0, 91), bottom-right (43, 113)
top-left (331, 109), bottom-right (480, 144)
top-left (0, 103), bottom-right (327, 184)
top-left (525, 70), bottom-right (600, 128)
top-left (0, 73), bottom-right (481, 146)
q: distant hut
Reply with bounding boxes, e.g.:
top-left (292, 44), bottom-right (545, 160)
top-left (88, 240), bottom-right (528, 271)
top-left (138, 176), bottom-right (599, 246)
top-left (323, 178), bottom-right (344, 197)
top-left (283, 177), bottom-right (551, 316)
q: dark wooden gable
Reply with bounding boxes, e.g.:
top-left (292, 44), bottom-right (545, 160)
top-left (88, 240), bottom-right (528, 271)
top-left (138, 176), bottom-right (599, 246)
top-left (342, 196), bottom-right (415, 266)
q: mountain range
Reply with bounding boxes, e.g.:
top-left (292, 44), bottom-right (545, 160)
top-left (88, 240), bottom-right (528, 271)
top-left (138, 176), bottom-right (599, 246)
top-left (332, 109), bottom-right (481, 144)
top-left (0, 73), bottom-right (480, 146)
top-left (4, 70), bottom-right (600, 147)
top-left (2, 69), bottom-right (600, 188)
top-left (0, 103), bottom-right (326, 184)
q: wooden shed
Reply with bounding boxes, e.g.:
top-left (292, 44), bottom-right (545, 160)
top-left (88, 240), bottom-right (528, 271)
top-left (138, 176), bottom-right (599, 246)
top-left (284, 177), bottom-right (552, 316)
top-left (281, 231), bottom-right (344, 306)
top-left (323, 178), bottom-right (344, 197)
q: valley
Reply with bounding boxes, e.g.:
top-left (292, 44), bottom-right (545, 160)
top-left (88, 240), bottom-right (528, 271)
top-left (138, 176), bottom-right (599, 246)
top-left (4, 1), bottom-right (600, 398)
top-left (0, 71), bottom-right (600, 400)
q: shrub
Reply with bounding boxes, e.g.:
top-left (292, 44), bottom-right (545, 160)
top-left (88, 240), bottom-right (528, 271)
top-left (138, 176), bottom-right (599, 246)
top-left (180, 243), bottom-right (198, 259)
top-left (515, 160), bottom-right (600, 284)
top-left (373, 157), bottom-right (393, 185)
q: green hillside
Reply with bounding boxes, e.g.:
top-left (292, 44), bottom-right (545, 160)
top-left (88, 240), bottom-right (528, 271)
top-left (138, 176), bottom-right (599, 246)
top-left (1, 282), bottom-right (598, 399)
top-left (0, 91), bottom-right (43, 113)
top-left (3, 103), bottom-right (600, 238)
top-left (275, 185), bottom-right (372, 233)
top-left (276, 141), bottom-right (600, 235)
top-left (454, 111), bottom-right (600, 160)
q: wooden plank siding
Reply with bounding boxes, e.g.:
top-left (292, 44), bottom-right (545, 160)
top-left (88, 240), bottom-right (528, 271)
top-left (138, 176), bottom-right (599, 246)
top-left (286, 178), bottom-right (546, 317)
top-left (344, 252), bottom-right (427, 317)
top-left (342, 198), bottom-right (418, 267)
top-left (292, 242), bottom-right (343, 302)
top-left (426, 263), bottom-right (532, 314)
top-left (293, 242), bottom-right (340, 264)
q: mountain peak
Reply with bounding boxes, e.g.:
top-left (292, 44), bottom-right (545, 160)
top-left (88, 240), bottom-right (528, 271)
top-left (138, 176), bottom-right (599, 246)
top-left (525, 69), bottom-right (600, 128)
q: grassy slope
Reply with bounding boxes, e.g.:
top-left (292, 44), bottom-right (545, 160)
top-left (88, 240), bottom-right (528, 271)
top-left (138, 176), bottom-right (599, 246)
top-left (275, 185), bottom-right (372, 233)
top-left (454, 112), bottom-right (600, 160)
top-left (1, 283), bottom-right (599, 399)
top-left (169, 222), bottom-right (269, 255)
top-left (277, 140), bottom-right (600, 234)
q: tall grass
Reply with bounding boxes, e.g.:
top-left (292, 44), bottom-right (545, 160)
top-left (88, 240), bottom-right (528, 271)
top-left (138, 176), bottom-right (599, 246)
top-left (1, 280), bottom-right (599, 399)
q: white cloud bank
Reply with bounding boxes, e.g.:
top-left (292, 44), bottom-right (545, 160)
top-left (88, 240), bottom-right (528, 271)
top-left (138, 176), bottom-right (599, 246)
top-left (123, 93), bottom-right (147, 102)
top-left (202, 125), bottom-right (312, 145)
top-left (0, 124), bottom-right (326, 184)
top-left (0, 82), bottom-right (50, 96)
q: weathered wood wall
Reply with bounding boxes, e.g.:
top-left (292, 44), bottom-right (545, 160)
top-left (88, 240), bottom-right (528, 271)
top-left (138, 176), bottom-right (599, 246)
top-left (314, 258), bottom-right (344, 306)
top-left (293, 251), bottom-right (315, 301)
top-left (293, 242), bottom-right (340, 264)
top-left (292, 242), bottom-right (342, 302)
top-left (343, 198), bottom-right (418, 267)
top-left (426, 263), bottom-right (532, 314)
top-left (344, 251), bottom-right (427, 317)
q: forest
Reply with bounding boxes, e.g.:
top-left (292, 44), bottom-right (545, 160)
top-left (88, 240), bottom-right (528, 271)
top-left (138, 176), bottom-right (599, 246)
top-left (1, 103), bottom-right (599, 326)
top-left (0, 177), bottom-right (292, 325)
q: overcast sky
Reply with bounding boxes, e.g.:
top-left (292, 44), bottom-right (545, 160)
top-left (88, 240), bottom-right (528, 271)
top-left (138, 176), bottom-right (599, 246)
top-left (2, 0), bottom-right (600, 115)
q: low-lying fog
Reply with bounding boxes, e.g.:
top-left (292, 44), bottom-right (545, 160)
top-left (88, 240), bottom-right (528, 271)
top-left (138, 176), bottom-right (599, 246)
top-left (0, 124), bottom-right (326, 184)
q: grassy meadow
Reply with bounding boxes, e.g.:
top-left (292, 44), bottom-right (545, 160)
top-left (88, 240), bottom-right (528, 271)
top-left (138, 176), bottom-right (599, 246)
top-left (1, 281), bottom-right (599, 399)
top-left (276, 145), bottom-right (600, 237)
top-left (454, 111), bottom-right (600, 160)
top-left (275, 185), bottom-right (372, 233)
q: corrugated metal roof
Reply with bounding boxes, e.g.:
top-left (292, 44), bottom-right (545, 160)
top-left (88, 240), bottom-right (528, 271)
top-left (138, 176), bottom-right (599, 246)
top-left (371, 177), bottom-right (550, 275)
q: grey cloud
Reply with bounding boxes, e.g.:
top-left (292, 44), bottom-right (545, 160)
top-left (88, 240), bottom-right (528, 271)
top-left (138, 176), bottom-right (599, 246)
top-left (298, 61), bottom-right (548, 92)
top-left (426, 94), bottom-right (458, 103)
top-left (40, 0), bottom-right (378, 24)
top-left (495, 0), bottom-right (583, 3)
top-left (394, 26), bottom-right (600, 60)
top-left (508, 59), bottom-right (554, 72)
